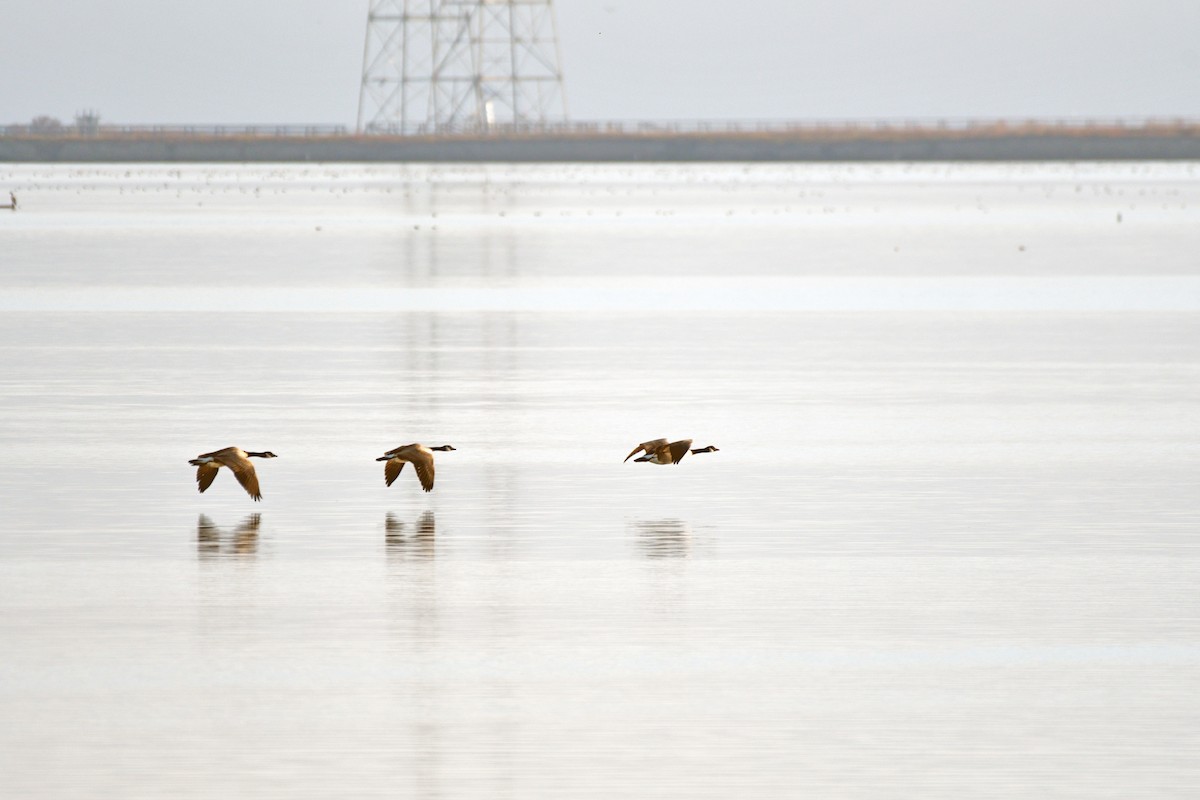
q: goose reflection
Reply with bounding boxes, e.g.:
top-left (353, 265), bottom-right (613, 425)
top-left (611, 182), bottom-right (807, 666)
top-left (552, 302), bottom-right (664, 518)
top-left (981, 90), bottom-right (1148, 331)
top-left (196, 513), bottom-right (261, 560)
top-left (386, 511), bottom-right (436, 560)
top-left (634, 519), bottom-right (692, 558)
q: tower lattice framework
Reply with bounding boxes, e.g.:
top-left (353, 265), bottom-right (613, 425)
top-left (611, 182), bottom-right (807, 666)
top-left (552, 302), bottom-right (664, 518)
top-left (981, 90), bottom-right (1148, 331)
top-left (358, 0), bottom-right (568, 135)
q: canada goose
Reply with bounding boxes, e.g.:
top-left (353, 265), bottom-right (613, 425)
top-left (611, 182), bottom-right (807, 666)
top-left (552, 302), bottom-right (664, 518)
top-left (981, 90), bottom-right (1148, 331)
top-left (624, 438), bottom-right (719, 465)
top-left (376, 444), bottom-right (455, 492)
top-left (188, 447), bottom-right (277, 501)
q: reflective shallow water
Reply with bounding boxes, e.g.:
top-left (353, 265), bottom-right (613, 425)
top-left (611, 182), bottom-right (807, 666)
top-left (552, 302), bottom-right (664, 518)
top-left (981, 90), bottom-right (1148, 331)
top-left (1, 163), bottom-right (1199, 797)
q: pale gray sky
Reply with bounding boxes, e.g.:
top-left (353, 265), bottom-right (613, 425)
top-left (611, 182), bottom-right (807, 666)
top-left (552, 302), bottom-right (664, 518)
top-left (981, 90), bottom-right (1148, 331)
top-left (2, 0), bottom-right (1197, 125)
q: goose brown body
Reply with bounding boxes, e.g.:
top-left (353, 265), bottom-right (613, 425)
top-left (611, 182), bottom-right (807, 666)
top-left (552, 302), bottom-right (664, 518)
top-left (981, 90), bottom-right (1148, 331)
top-left (376, 443), bottom-right (455, 492)
top-left (188, 447), bottom-right (277, 501)
top-left (624, 438), bottom-right (719, 465)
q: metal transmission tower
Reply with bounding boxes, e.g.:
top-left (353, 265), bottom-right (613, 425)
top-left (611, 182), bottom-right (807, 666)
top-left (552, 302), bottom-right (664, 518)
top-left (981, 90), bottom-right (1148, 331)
top-left (357, 0), bottom-right (568, 135)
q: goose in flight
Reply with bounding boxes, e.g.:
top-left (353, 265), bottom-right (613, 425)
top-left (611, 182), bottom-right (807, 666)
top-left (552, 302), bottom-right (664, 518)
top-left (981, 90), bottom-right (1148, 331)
top-left (624, 438), bottom-right (719, 465)
top-left (188, 447), bottom-right (277, 501)
top-left (376, 444), bottom-right (455, 492)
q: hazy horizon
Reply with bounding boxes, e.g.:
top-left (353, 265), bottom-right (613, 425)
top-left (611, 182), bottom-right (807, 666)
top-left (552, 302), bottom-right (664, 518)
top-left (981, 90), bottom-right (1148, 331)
top-left (2, 0), bottom-right (1198, 127)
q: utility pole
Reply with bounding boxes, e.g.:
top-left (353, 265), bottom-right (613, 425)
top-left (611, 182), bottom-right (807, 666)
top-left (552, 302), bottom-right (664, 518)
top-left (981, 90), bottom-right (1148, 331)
top-left (358, 0), bottom-right (568, 135)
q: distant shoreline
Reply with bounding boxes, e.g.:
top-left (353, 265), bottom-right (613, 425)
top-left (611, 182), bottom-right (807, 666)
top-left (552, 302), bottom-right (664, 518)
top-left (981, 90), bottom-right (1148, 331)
top-left (4, 122), bottom-right (1200, 162)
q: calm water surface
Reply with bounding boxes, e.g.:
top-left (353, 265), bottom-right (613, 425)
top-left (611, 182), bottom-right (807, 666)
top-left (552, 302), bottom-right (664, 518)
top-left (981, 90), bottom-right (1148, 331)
top-left (1, 163), bottom-right (1199, 798)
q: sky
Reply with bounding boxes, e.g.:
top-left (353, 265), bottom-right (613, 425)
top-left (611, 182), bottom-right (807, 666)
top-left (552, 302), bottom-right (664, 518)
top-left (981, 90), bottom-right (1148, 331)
top-left (1, 0), bottom-right (1197, 126)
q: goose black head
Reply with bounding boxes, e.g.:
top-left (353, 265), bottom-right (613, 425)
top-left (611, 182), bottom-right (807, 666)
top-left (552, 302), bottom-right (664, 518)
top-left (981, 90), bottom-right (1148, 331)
top-left (432, 445), bottom-right (456, 452)
top-left (248, 451), bottom-right (278, 459)
top-left (690, 445), bottom-right (719, 454)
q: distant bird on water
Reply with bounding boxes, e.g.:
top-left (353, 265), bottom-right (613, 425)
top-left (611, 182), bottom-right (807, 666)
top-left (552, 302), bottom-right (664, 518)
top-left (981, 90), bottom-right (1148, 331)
top-left (624, 438), bottom-right (719, 465)
top-left (189, 447), bottom-right (278, 501)
top-left (376, 443), bottom-right (456, 492)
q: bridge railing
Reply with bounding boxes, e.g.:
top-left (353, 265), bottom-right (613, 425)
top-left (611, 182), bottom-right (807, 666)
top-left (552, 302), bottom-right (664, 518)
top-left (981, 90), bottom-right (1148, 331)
top-left (366, 116), bottom-right (1200, 137)
top-left (0, 124), bottom-right (350, 138)
top-left (4, 118), bottom-right (1200, 139)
